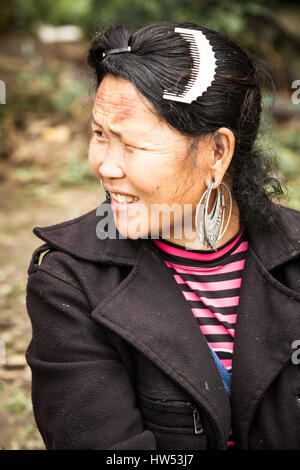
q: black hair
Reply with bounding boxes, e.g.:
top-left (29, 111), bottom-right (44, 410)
top-left (88, 21), bottom-right (285, 230)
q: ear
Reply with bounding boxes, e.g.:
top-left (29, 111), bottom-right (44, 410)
top-left (204, 128), bottom-right (235, 188)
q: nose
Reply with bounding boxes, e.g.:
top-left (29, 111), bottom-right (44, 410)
top-left (98, 142), bottom-right (125, 180)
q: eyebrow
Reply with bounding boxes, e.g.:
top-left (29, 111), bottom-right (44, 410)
top-left (91, 114), bottom-right (122, 138)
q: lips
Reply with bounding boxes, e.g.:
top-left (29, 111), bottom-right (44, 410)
top-left (110, 195), bottom-right (141, 212)
top-left (110, 192), bottom-right (139, 203)
top-left (102, 185), bottom-right (139, 203)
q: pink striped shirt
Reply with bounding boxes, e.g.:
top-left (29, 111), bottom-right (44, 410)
top-left (152, 224), bottom-right (249, 448)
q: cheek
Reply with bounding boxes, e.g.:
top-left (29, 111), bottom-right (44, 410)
top-left (129, 160), bottom-right (164, 196)
top-left (132, 154), bottom-right (183, 200)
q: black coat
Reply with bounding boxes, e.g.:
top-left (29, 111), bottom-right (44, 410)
top-left (25, 199), bottom-right (300, 450)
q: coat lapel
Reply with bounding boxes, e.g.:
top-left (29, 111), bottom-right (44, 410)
top-left (91, 236), bottom-right (231, 449)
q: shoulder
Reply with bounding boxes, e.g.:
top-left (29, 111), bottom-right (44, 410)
top-left (28, 199), bottom-right (140, 267)
top-left (272, 202), bottom-right (300, 245)
top-left (27, 243), bottom-right (127, 313)
top-left (27, 200), bottom-right (140, 307)
top-left (266, 202), bottom-right (300, 293)
top-left (240, 200), bottom-right (300, 273)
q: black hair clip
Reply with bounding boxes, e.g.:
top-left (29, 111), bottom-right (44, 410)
top-left (102, 46), bottom-right (131, 58)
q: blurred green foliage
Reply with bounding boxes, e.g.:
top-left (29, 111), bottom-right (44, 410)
top-left (3, 387), bottom-right (31, 415)
top-left (1, 0), bottom-right (298, 53)
top-left (0, 64), bottom-right (85, 123)
top-left (57, 151), bottom-right (94, 184)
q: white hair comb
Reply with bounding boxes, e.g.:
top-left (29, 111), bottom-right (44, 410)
top-left (163, 27), bottom-right (217, 104)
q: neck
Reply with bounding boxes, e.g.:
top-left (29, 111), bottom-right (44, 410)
top-left (166, 185), bottom-right (240, 251)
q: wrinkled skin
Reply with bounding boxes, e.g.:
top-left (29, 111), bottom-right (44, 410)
top-left (88, 75), bottom-right (240, 248)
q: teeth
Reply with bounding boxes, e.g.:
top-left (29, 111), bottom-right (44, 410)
top-left (111, 192), bottom-right (139, 203)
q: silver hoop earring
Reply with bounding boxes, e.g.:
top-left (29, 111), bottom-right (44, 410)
top-left (99, 179), bottom-right (111, 200)
top-left (195, 179), bottom-right (232, 251)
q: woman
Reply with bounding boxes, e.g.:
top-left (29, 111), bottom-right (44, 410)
top-left (25, 21), bottom-right (300, 450)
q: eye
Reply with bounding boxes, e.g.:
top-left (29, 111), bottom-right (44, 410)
top-left (93, 130), bottom-right (105, 140)
top-left (92, 130), bottom-right (138, 151)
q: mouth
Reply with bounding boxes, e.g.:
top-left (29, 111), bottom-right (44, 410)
top-left (109, 192), bottom-right (139, 204)
top-left (109, 192), bottom-right (140, 212)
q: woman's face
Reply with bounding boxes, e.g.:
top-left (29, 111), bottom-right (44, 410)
top-left (88, 74), bottom-right (211, 241)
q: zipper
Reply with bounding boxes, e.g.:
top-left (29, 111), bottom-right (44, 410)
top-left (187, 401), bottom-right (203, 434)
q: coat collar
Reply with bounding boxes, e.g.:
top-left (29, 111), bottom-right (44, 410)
top-left (32, 197), bottom-right (139, 266)
top-left (33, 196), bottom-right (300, 271)
top-left (32, 197), bottom-right (300, 449)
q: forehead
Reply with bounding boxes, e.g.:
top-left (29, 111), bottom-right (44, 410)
top-left (93, 75), bottom-right (152, 124)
